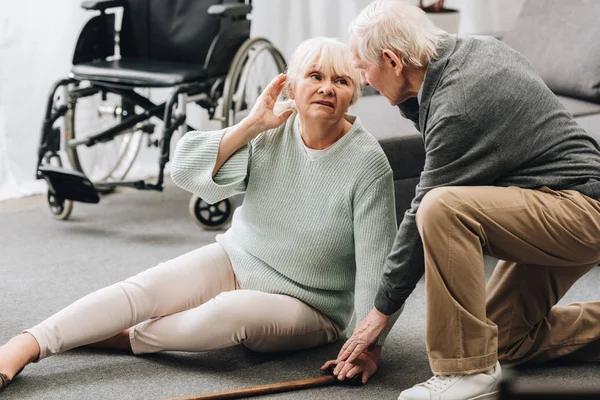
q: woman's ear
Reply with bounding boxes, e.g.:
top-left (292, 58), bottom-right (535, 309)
top-left (287, 82), bottom-right (295, 100)
top-left (382, 49), bottom-right (403, 76)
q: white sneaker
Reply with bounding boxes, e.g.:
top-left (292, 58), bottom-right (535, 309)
top-left (398, 362), bottom-right (501, 400)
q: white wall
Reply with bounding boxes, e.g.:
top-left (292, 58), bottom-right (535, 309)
top-left (0, 0), bottom-right (525, 200)
top-left (446, 0), bottom-right (525, 36)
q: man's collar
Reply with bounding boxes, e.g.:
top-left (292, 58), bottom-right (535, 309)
top-left (417, 72), bottom-right (426, 105)
top-left (418, 34), bottom-right (458, 130)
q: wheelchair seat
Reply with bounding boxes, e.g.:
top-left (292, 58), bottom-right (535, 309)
top-left (72, 58), bottom-right (207, 87)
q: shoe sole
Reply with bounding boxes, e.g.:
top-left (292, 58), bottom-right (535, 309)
top-left (0, 372), bottom-right (9, 391)
top-left (398, 390), bottom-right (499, 400)
top-left (0, 367), bottom-right (24, 391)
top-left (469, 390), bottom-right (499, 400)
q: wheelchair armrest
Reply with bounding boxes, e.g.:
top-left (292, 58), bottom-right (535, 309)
top-left (81, 0), bottom-right (124, 11)
top-left (207, 3), bottom-right (252, 18)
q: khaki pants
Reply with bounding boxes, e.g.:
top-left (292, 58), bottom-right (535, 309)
top-left (26, 243), bottom-right (341, 360)
top-left (416, 186), bottom-right (600, 375)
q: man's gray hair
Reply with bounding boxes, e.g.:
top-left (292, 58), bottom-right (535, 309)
top-left (349, 0), bottom-right (447, 68)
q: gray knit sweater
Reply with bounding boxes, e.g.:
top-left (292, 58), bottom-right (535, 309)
top-left (171, 113), bottom-right (397, 334)
top-left (375, 34), bottom-right (600, 315)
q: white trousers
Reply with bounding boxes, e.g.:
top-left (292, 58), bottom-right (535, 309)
top-left (26, 243), bottom-right (341, 360)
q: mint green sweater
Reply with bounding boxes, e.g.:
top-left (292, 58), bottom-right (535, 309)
top-left (171, 113), bottom-right (397, 335)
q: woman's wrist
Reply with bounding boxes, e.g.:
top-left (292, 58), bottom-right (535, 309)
top-left (359, 345), bottom-right (381, 366)
top-left (238, 116), bottom-right (266, 141)
top-left (369, 345), bottom-right (382, 359)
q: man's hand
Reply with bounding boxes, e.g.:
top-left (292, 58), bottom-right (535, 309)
top-left (336, 307), bottom-right (391, 364)
top-left (320, 345), bottom-right (381, 384)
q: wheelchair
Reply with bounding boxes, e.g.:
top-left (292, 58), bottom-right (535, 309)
top-left (36, 0), bottom-right (286, 229)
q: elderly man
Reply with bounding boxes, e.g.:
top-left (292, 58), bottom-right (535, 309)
top-left (324, 0), bottom-right (600, 399)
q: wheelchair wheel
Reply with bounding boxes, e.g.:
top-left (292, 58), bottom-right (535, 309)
top-left (47, 191), bottom-right (74, 220)
top-left (188, 195), bottom-right (233, 230)
top-left (41, 150), bottom-right (74, 220)
top-left (65, 84), bottom-right (145, 185)
top-left (221, 38), bottom-right (287, 127)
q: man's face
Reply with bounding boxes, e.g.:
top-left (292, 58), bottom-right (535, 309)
top-left (351, 47), bottom-right (411, 106)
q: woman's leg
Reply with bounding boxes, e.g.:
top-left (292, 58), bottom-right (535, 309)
top-left (0, 243), bottom-right (236, 379)
top-left (85, 329), bottom-right (132, 351)
top-left (129, 289), bottom-right (342, 354)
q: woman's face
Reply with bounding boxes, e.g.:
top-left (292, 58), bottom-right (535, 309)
top-left (290, 66), bottom-right (355, 123)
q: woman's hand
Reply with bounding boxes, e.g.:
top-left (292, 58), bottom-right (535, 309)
top-left (320, 345), bottom-right (381, 384)
top-left (243, 73), bottom-right (294, 140)
top-left (213, 74), bottom-right (293, 176)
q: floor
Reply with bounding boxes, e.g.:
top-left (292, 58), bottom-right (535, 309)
top-left (0, 194), bottom-right (45, 213)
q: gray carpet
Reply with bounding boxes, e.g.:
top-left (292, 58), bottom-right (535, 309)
top-left (2, 182), bottom-right (600, 400)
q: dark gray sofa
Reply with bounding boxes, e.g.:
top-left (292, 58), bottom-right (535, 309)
top-left (351, 0), bottom-right (600, 225)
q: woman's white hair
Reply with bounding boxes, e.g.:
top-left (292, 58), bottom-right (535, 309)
top-left (284, 37), bottom-right (362, 105)
top-left (349, 0), bottom-right (447, 68)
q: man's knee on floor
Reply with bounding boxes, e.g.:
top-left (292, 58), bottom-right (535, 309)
top-left (497, 349), bottom-right (527, 366)
top-left (416, 187), bottom-right (462, 232)
top-left (497, 336), bottom-right (534, 364)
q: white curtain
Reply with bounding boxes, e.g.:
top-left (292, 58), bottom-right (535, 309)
top-left (251, 0), bottom-right (526, 60)
top-left (0, 1), bottom-right (89, 200)
top-left (0, 0), bottom-right (159, 201)
top-left (0, 0), bottom-right (525, 200)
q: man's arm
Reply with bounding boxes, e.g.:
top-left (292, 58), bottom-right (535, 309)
top-left (375, 113), bottom-right (503, 315)
top-left (337, 113), bottom-right (505, 364)
top-left (375, 208), bottom-right (424, 314)
top-left (351, 171), bottom-right (398, 338)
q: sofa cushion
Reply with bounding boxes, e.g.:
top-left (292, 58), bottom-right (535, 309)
top-left (502, 0), bottom-right (600, 103)
top-left (556, 95), bottom-right (600, 118)
top-left (350, 95), bottom-right (424, 181)
top-left (349, 94), bottom-right (419, 141)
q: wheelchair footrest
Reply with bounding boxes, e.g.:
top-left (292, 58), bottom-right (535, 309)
top-left (37, 166), bottom-right (100, 204)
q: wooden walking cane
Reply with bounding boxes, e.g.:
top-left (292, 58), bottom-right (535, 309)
top-left (165, 365), bottom-right (363, 400)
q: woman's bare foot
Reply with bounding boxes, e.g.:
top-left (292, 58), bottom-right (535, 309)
top-left (86, 329), bottom-right (132, 352)
top-left (0, 333), bottom-right (40, 382)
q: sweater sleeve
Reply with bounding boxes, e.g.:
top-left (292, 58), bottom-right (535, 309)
top-left (170, 129), bottom-right (250, 204)
top-left (375, 114), bottom-right (503, 315)
top-left (352, 170), bottom-right (401, 344)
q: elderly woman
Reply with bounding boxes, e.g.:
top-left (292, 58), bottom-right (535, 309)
top-left (0, 37), bottom-right (398, 390)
